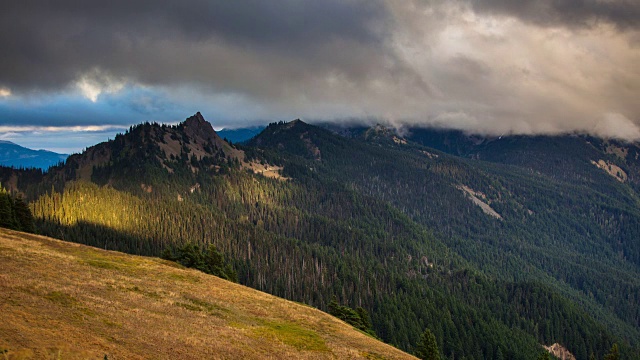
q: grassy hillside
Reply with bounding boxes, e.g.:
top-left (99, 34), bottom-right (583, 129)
top-left (0, 228), bottom-right (415, 360)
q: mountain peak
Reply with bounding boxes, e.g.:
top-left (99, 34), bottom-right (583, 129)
top-left (249, 119), bottom-right (350, 161)
top-left (46, 112), bottom-right (247, 186)
top-left (183, 112), bottom-right (207, 126)
top-left (283, 119), bottom-right (309, 130)
top-left (369, 124), bottom-right (393, 135)
top-left (180, 112), bottom-right (219, 144)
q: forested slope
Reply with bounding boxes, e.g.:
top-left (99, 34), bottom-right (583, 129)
top-left (252, 120), bottom-right (640, 356)
top-left (1, 115), bottom-right (638, 359)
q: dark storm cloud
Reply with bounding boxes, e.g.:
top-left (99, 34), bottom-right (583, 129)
top-left (1, 0), bottom-right (638, 144)
top-left (0, 0), bottom-right (389, 92)
top-left (468, 0), bottom-right (640, 29)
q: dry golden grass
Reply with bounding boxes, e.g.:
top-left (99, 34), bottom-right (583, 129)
top-left (0, 228), bottom-right (416, 360)
top-left (243, 161), bottom-right (288, 181)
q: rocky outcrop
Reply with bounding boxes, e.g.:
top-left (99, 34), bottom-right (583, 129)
top-left (591, 159), bottom-right (627, 182)
top-left (457, 185), bottom-right (502, 220)
top-left (543, 343), bottom-right (576, 360)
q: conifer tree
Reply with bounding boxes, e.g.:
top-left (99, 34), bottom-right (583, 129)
top-left (0, 187), bottom-right (16, 229)
top-left (604, 343), bottom-right (619, 360)
top-left (537, 351), bottom-right (550, 360)
top-left (12, 196), bottom-right (34, 232)
top-left (204, 244), bottom-right (237, 282)
top-left (356, 307), bottom-right (373, 333)
top-left (328, 296), bottom-right (375, 336)
top-left (415, 328), bottom-right (440, 360)
top-left (162, 242), bottom-right (237, 282)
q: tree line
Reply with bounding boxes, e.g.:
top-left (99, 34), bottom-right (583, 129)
top-left (0, 184), bottom-right (34, 233)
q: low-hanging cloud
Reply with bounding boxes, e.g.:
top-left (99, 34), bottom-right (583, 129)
top-left (467, 0), bottom-right (640, 30)
top-left (0, 0), bottom-right (638, 141)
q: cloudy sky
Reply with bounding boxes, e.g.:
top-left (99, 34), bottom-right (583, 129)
top-left (1, 0), bottom-right (639, 153)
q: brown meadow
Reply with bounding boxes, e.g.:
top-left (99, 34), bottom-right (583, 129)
top-left (0, 228), bottom-right (415, 359)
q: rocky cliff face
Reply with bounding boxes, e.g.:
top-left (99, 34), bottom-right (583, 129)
top-left (544, 343), bottom-right (576, 360)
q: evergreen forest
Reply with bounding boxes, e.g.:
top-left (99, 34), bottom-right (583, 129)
top-left (1, 114), bottom-right (639, 359)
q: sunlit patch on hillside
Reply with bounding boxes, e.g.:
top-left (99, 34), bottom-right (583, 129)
top-left (243, 161), bottom-right (288, 180)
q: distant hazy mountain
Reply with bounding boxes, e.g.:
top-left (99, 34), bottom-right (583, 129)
top-left (0, 140), bottom-right (67, 170)
top-left (217, 126), bottom-right (265, 144)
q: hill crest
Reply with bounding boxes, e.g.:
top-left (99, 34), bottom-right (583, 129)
top-left (0, 227), bottom-right (415, 359)
top-left (25, 113), bottom-right (287, 193)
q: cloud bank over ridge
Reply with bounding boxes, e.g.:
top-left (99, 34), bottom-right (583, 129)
top-left (1, 0), bottom-right (638, 144)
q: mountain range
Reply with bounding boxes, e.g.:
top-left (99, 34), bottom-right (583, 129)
top-left (217, 126), bottom-right (266, 144)
top-left (1, 113), bottom-right (639, 359)
top-left (0, 140), bottom-right (68, 171)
